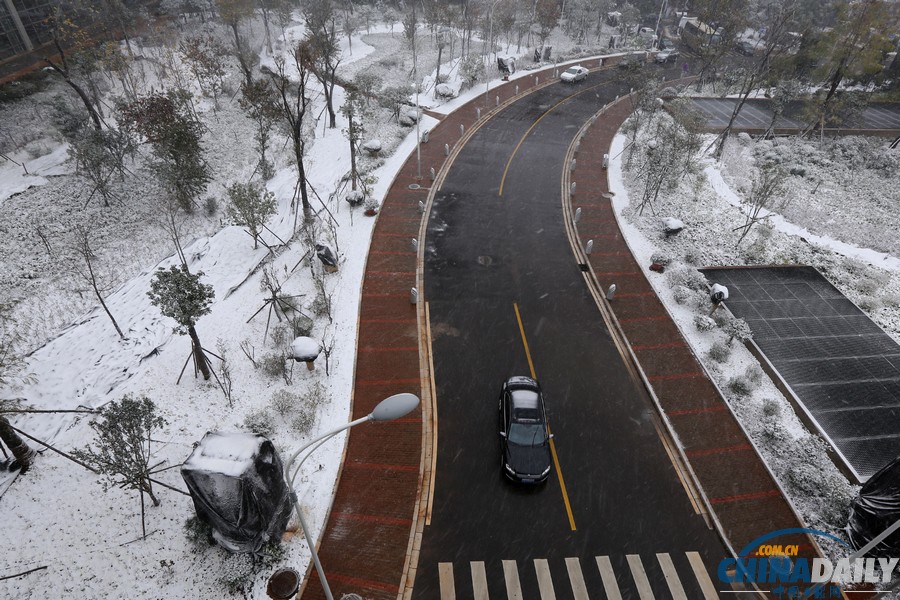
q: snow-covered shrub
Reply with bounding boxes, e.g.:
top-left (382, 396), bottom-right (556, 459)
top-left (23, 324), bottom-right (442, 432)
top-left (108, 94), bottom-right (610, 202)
top-left (708, 341), bottom-right (731, 363)
top-left (724, 317), bottom-right (753, 345)
top-left (204, 196), bottom-right (218, 216)
top-left (271, 388), bottom-right (299, 417)
top-left (673, 285), bottom-right (693, 304)
top-left (260, 352), bottom-right (288, 379)
top-left (856, 270), bottom-right (889, 296)
top-left (666, 266), bottom-right (707, 291)
top-left (291, 381), bottom-right (324, 435)
top-left (857, 295), bottom-right (882, 311)
top-left (694, 314), bottom-right (716, 332)
top-left (242, 407), bottom-right (274, 436)
top-left (459, 53), bottom-right (486, 90)
top-left (727, 374), bottom-right (754, 397)
top-left (746, 364), bottom-right (764, 385)
top-left (290, 314), bottom-right (314, 338)
top-left (762, 397), bottom-right (781, 419)
top-left (737, 132), bottom-right (751, 145)
top-left (650, 251), bottom-right (672, 266)
top-left (788, 165), bottom-right (806, 177)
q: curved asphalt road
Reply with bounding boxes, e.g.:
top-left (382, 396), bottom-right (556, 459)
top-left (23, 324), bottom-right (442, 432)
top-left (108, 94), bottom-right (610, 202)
top-left (412, 68), bottom-right (740, 599)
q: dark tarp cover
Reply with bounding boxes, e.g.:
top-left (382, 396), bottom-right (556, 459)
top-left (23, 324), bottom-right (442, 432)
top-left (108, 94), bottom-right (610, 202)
top-left (181, 431), bottom-right (294, 553)
top-left (847, 455), bottom-right (900, 554)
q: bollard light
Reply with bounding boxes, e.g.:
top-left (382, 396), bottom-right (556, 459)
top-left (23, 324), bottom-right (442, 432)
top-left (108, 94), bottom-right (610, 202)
top-left (574, 207), bottom-right (582, 223)
top-left (606, 284), bottom-right (617, 301)
top-left (410, 287), bottom-right (419, 305)
top-left (585, 239), bottom-right (594, 255)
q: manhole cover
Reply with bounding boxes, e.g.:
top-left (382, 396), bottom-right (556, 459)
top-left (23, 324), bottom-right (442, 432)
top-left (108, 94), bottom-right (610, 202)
top-left (408, 183), bottom-right (421, 190)
top-left (477, 255), bottom-right (494, 266)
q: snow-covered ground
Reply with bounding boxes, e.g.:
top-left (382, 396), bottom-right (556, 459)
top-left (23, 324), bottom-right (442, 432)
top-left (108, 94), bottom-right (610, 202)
top-left (1, 11), bottom-right (898, 599)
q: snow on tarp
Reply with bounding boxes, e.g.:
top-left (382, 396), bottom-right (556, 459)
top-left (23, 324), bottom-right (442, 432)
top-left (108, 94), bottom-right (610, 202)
top-left (847, 455), bottom-right (900, 555)
top-left (181, 432), bottom-right (294, 554)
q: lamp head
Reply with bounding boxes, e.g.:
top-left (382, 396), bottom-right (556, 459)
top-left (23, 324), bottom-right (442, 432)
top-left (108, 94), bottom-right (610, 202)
top-left (370, 393), bottom-right (420, 422)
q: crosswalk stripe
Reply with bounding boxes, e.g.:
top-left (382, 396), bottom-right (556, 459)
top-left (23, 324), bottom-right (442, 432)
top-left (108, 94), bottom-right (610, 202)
top-left (534, 558), bottom-right (556, 599)
top-left (565, 557), bottom-right (590, 600)
top-left (439, 562), bottom-right (455, 600)
top-left (596, 555), bottom-right (623, 600)
top-left (657, 553), bottom-right (688, 599)
top-left (686, 551), bottom-right (721, 599)
top-left (471, 561), bottom-right (489, 600)
top-left (503, 560), bottom-right (524, 600)
top-left (626, 554), bottom-right (656, 599)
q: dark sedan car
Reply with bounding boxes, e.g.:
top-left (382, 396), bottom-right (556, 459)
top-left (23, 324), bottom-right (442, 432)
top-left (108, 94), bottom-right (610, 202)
top-left (498, 376), bottom-right (553, 484)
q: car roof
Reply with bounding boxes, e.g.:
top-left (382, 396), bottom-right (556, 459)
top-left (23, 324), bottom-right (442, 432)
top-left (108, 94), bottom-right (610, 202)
top-left (511, 389), bottom-right (540, 411)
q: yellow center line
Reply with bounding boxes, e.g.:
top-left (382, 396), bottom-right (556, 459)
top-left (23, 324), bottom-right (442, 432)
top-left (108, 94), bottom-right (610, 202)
top-left (498, 82), bottom-right (609, 197)
top-left (513, 302), bottom-right (577, 532)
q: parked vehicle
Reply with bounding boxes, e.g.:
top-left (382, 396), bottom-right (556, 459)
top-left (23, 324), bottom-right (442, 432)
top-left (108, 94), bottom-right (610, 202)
top-left (655, 49), bottom-right (680, 63)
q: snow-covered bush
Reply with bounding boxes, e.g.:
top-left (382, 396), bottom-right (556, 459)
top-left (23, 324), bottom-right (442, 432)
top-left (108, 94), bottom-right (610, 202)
top-left (459, 53), bottom-right (486, 90)
top-left (673, 285), bottom-right (694, 305)
top-left (650, 251), bottom-right (672, 266)
top-left (724, 317), bottom-right (753, 346)
top-left (708, 341), bottom-right (731, 363)
top-left (727, 374), bottom-right (754, 397)
top-left (857, 295), bottom-right (883, 311)
top-left (666, 265), bottom-right (707, 291)
top-left (271, 388), bottom-right (299, 417)
top-left (291, 382), bottom-right (325, 435)
top-left (260, 352), bottom-right (288, 380)
top-left (242, 407), bottom-right (274, 436)
top-left (694, 314), bottom-right (716, 332)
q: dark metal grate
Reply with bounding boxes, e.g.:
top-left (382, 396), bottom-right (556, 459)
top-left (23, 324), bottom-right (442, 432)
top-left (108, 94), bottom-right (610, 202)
top-left (702, 266), bottom-right (900, 482)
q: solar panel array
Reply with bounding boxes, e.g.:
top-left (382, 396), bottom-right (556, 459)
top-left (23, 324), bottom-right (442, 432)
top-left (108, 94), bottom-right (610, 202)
top-left (701, 266), bottom-right (900, 482)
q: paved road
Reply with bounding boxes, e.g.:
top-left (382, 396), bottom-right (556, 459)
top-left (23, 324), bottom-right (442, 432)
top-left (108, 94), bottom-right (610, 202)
top-left (689, 97), bottom-right (900, 133)
top-left (413, 67), bottom-right (744, 599)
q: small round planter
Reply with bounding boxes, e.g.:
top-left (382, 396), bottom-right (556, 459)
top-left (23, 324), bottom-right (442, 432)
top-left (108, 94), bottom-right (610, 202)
top-left (266, 568), bottom-right (300, 599)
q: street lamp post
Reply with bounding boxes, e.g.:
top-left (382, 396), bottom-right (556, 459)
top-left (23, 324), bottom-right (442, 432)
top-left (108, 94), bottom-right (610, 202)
top-left (485, 0), bottom-right (503, 108)
top-left (653, 0), bottom-right (668, 49)
top-left (283, 393), bottom-right (420, 600)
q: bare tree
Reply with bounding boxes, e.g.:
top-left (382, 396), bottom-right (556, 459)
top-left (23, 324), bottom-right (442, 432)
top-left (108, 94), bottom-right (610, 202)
top-left (267, 42), bottom-right (315, 221)
top-left (734, 163), bottom-right (786, 246)
top-left (72, 226), bottom-right (126, 340)
top-left (215, 0), bottom-right (258, 88)
top-left (43, 5), bottom-right (105, 130)
top-left (304, 3), bottom-right (343, 129)
top-left (710, 0), bottom-right (805, 158)
top-left (806, 0), bottom-right (896, 138)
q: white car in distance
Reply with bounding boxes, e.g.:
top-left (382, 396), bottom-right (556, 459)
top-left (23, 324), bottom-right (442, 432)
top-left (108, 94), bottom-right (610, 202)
top-left (560, 65), bottom-right (589, 83)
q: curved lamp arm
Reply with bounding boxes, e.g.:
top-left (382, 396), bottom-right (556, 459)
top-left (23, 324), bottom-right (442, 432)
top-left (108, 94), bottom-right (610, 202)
top-left (281, 393), bottom-right (419, 600)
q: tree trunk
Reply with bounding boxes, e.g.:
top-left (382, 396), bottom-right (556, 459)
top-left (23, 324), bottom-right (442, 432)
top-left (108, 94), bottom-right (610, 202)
top-left (0, 416), bottom-right (36, 472)
top-left (187, 325), bottom-right (211, 380)
top-left (44, 59), bottom-right (103, 131)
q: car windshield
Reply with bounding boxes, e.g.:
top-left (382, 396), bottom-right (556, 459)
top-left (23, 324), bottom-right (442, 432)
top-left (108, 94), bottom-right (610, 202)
top-left (564, 68), bottom-right (579, 75)
top-left (508, 421), bottom-right (546, 446)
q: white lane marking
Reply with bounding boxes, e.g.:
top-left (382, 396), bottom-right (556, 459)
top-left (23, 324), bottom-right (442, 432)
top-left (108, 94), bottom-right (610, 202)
top-left (439, 562), bottom-right (456, 600)
top-left (565, 557), bottom-right (590, 600)
top-left (471, 561), bottom-right (489, 600)
top-left (534, 558), bottom-right (556, 599)
top-left (686, 551), bottom-right (721, 599)
top-left (626, 554), bottom-right (656, 599)
top-left (657, 553), bottom-right (687, 599)
top-left (596, 555), bottom-right (623, 600)
top-left (503, 559), bottom-right (524, 600)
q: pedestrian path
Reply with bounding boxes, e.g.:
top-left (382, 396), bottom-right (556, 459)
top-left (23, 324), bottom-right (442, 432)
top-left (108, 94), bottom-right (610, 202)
top-left (436, 551), bottom-right (720, 600)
